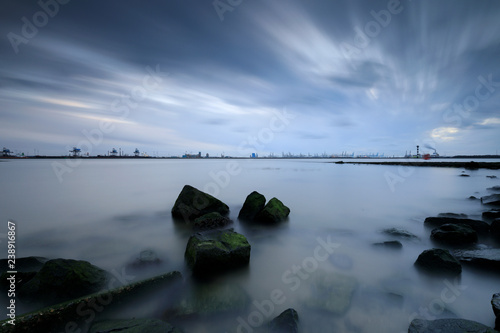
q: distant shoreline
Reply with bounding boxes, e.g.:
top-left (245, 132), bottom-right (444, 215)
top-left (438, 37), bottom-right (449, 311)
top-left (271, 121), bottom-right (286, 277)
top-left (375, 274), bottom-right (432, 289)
top-left (332, 161), bottom-right (500, 170)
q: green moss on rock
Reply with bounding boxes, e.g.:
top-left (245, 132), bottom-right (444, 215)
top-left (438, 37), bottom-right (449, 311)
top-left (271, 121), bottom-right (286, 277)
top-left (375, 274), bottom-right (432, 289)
top-left (238, 191), bottom-right (266, 220)
top-left (171, 185), bottom-right (229, 221)
top-left (255, 197), bottom-right (290, 223)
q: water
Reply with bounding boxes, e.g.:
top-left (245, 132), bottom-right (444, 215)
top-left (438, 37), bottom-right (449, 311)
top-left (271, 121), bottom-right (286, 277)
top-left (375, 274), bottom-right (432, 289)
top-left (1, 158), bottom-right (499, 332)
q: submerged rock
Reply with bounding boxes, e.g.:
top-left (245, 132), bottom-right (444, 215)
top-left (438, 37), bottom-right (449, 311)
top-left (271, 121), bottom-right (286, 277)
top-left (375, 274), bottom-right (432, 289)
top-left (453, 248), bottom-right (500, 273)
top-left (381, 228), bottom-right (419, 240)
top-left (19, 258), bottom-right (108, 304)
top-left (268, 308), bottom-right (299, 333)
top-left (414, 248), bottom-right (462, 276)
top-left (300, 270), bottom-right (357, 314)
top-left (408, 318), bottom-right (498, 333)
top-left (171, 185), bottom-right (229, 221)
top-left (437, 212), bottom-right (468, 218)
top-left (424, 217), bottom-right (490, 234)
top-left (482, 194), bottom-right (500, 206)
top-left (372, 240), bottom-right (403, 249)
top-left (193, 212), bottom-right (232, 231)
top-left (430, 224), bottom-right (478, 246)
top-left (492, 220), bottom-right (500, 241)
top-left (90, 319), bottom-right (181, 333)
top-left (483, 210), bottom-right (500, 220)
top-left (238, 191), bottom-right (266, 221)
top-left (128, 249), bottom-right (161, 269)
top-left (255, 197), bottom-right (291, 223)
top-left (185, 229), bottom-right (251, 276)
top-left (166, 282), bottom-right (250, 318)
top-left (488, 186), bottom-right (500, 192)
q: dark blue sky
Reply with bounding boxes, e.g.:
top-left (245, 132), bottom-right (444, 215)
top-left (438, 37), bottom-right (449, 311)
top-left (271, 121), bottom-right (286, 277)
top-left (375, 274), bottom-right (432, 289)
top-left (1, 0), bottom-right (499, 156)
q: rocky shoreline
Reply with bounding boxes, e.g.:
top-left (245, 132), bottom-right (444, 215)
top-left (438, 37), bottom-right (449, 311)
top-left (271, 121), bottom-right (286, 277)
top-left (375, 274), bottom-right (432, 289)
top-left (2, 183), bottom-right (500, 332)
top-left (333, 160), bottom-right (500, 170)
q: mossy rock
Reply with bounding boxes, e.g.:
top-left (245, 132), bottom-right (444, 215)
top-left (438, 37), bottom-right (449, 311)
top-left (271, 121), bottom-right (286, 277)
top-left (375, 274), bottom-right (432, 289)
top-left (171, 185), bottom-right (229, 221)
top-left (414, 248), bottom-right (462, 276)
top-left (255, 197), bottom-right (290, 223)
top-left (90, 318), bottom-right (182, 333)
top-left (185, 229), bottom-right (250, 276)
top-left (0, 256), bottom-right (46, 274)
top-left (238, 191), bottom-right (266, 221)
top-left (194, 212), bottom-right (232, 231)
top-left (19, 258), bottom-right (108, 304)
top-left (268, 308), bottom-right (299, 333)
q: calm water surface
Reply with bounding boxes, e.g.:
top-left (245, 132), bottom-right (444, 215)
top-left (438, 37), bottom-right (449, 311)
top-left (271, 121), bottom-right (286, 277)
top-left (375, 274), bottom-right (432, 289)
top-left (1, 158), bottom-right (499, 332)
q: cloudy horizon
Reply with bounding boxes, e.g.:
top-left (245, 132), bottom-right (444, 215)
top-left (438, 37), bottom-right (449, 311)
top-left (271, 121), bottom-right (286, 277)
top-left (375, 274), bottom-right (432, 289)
top-left (1, 0), bottom-right (500, 157)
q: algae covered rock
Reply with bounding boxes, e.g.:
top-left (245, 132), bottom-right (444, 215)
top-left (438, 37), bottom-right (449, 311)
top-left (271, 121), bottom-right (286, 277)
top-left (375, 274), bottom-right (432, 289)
top-left (185, 229), bottom-right (251, 276)
top-left (430, 224), bottom-right (478, 246)
top-left (194, 212), bottom-right (232, 231)
top-left (408, 318), bottom-right (498, 333)
top-left (19, 258), bottom-right (108, 303)
top-left (414, 248), bottom-right (462, 276)
top-left (268, 308), bottom-right (299, 333)
top-left (90, 319), bottom-right (182, 333)
top-left (171, 185), bottom-right (229, 221)
top-left (238, 191), bottom-right (266, 221)
top-left (255, 197), bottom-right (290, 223)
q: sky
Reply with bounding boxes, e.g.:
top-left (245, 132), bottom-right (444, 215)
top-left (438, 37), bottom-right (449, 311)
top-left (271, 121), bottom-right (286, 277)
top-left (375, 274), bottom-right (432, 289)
top-left (1, 0), bottom-right (500, 157)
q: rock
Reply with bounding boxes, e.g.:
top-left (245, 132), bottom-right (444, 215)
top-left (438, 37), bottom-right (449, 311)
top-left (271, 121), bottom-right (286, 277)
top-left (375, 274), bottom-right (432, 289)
top-left (268, 308), bottom-right (299, 333)
top-left (483, 210), bottom-right (500, 220)
top-left (185, 229), bottom-right (251, 276)
top-left (90, 319), bottom-right (182, 333)
top-left (492, 219), bottom-right (500, 240)
top-left (469, 196), bottom-right (479, 200)
top-left (482, 194), bottom-right (500, 206)
top-left (453, 248), bottom-right (500, 273)
top-left (300, 270), bottom-right (357, 314)
top-left (255, 197), bottom-right (290, 223)
top-left (171, 185), bottom-right (229, 221)
top-left (373, 240), bottom-right (403, 249)
top-left (430, 224), bottom-right (478, 246)
top-left (0, 271), bottom-right (36, 292)
top-left (0, 256), bottom-right (46, 273)
top-left (459, 174), bottom-right (470, 177)
top-left (492, 293), bottom-right (500, 317)
top-left (129, 249), bottom-right (161, 268)
top-left (487, 175), bottom-right (498, 179)
top-left (424, 217), bottom-right (490, 234)
top-left (489, 186), bottom-right (500, 192)
top-left (194, 212), bottom-right (232, 231)
top-left (19, 258), bottom-right (108, 304)
top-left (437, 212), bottom-right (468, 218)
top-left (335, 161), bottom-right (344, 164)
top-left (238, 191), bottom-right (266, 221)
top-left (381, 228), bottom-right (419, 240)
top-left (408, 318), bottom-right (498, 333)
top-left (414, 248), bottom-right (462, 276)
top-left (166, 282), bottom-right (250, 318)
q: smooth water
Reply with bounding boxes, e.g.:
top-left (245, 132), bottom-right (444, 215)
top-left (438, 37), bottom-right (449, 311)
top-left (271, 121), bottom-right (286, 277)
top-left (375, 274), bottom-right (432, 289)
top-left (1, 158), bottom-right (499, 332)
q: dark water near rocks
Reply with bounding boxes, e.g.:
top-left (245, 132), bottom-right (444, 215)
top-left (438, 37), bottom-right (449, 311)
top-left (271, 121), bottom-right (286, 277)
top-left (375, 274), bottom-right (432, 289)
top-left (1, 158), bottom-right (499, 332)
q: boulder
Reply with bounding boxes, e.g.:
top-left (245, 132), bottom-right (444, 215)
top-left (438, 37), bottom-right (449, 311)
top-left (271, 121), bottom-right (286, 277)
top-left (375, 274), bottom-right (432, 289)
top-left (381, 228), bottom-right (419, 240)
top-left (469, 196), bottom-right (479, 200)
top-left (437, 212), bottom-right (468, 218)
top-left (238, 191), bottom-right (266, 221)
top-left (414, 248), bottom-right (462, 276)
top-left (90, 319), bottom-right (181, 333)
top-left (372, 240), bottom-right (403, 249)
top-left (408, 318), bottom-right (498, 333)
top-left (268, 308), bottom-right (299, 333)
top-left (453, 248), bottom-right (500, 273)
top-left (255, 197), bottom-right (290, 223)
top-left (487, 175), bottom-right (498, 179)
top-left (19, 259), bottom-right (108, 304)
top-left (492, 219), bottom-right (500, 241)
top-left (128, 249), bottom-right (161, 268)
top-left (166, 282), bottom-right (250, 318)
top-left (492, 293), bottom-right (500, 317)
top-left (488, 186), bottom-right (500, 192)
top-left (430, 224), bottom-right (478, 246)
top-left (171, 185), bottom-right (229, 221)
top-left (459, 174), bottom-right (470, 177)
top-left (0, 256), bottom-right (46, 273)
top-left (483, 210), bottom-right (500, 220)
top-left (424, 217), bottom-right (490, 234)
top-left (300, 271), bottom-right (357, 314)
top-left (185, 229), bottom-right (251, 276)
top-left (482, 194), bottom-right (500, 206)
top-left (194, 212), bottom-right (232, 231)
